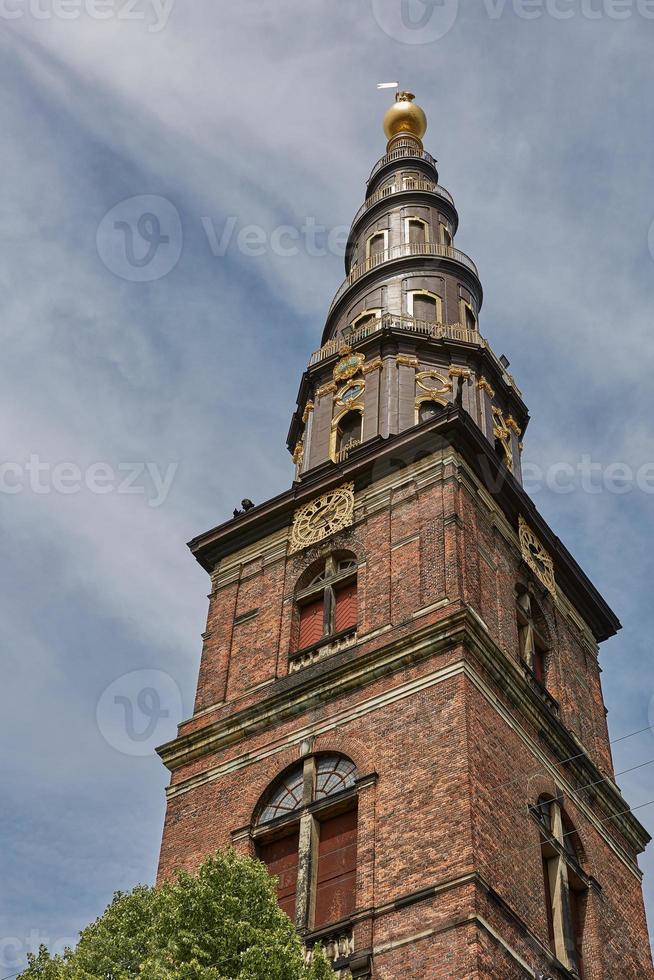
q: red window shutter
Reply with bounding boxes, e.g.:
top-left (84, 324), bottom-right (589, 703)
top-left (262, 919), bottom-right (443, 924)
top-left (259, 831), bottom-right (299, 921)
top-left (334, 583), bottom-right (357, 634)
top-left (298, 597), bottom-right (324, 649)
top-left (314, 809), bottom-right (357, 928)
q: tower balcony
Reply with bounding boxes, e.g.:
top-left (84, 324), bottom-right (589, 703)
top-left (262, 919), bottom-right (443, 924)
top-left (367, 144), bottom-right (438, 185)
top-left (350, 178), bottom-right (455, 232)
top-left (327, 241), bottom-right (480, 319)
top-left (309, 312), bottom-right (483, 366)
top-left (350, 177), bottom-right (456, 243)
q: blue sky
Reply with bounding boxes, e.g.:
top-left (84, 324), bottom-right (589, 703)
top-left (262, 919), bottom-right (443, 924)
top-left (1, 0), bottom-right (654, 969)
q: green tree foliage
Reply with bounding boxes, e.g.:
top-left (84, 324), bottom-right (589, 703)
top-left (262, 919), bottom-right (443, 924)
top-left (20, 850), bottom-right (333, 980)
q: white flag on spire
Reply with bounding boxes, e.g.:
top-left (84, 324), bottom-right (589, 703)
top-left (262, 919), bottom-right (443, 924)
top-left (377, 81), bottom-right (399, 90)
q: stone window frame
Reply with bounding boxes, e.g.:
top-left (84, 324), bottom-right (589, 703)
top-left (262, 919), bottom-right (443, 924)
top-left (531, 795), bottom-right (588, 976)
top-left (439, 221), bottom-right (453, 247)
top-left (348, 307), bottom-right (383, 335)
top-left (403, 214), bottom-right (430, 246)
top-left (365, 228), bottom-right (389, 262)
top-left (407, 288), bottom-right (443, 324)
top-left (252, 753), bottom-right (361, 933)
top-left (459, 297), bottom-right (478, 331)
top-left (329, 406), bottom-right (364, 463)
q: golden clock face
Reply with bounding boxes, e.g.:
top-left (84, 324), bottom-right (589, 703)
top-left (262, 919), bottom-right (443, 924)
top-left (289, 483), bottom-right (355, 554)
top-left (519, 517), bottom-right (556, 596)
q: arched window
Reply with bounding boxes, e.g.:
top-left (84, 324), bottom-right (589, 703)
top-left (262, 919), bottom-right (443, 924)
top-left (256, 754), bottom-right (359, 931)
top-left (418, 400), bottom-right (443, 424)
top-left (366, 230), bottom-right (388, 262)
top-left (459, 298), bottom-right (478, 332)
top-left (405, 216), bottom-right (429, 247)
top-left (331, 410), bottom-right (363, 463)
top-left (350, 308), bottom-right (382, 336)
top-left (402, 170), bottom-right (420, 189)
top-left (532, 795), bottom-right (586, 976)
top-left (407, 289), bottom-right (443, 324)
top-left (439, 222), bottom-right (452, 247)
top-left (296, 555), bottom-right (358, 651)
top-left (517, 589), bottom-right (549, 686)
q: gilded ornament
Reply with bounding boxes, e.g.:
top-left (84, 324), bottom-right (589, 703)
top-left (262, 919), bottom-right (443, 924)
top-left (519, 517), bottom-right (556, 596)
top-left (302, 401), bottom-right (315, 424)
top-left (316, 381), bottom-right (338, 399)
top-left (449, 366), bottom-right (472, 379)
top-left (292, 439), bottom-right (304, 466)
top-left (492, 406), bottom-right (514, 472)
top-left (396, 354), bottom-right (418, 368)
top-left (336, 380), bottom-right (365, 408)
top-left (477, 378), bottom-right (495, 398)
top-left (333, 351), bottom-right (365, 383)
top-left (383, 92), bottom-right (427, 142)
top-left (362, 357), bottom-right (383, 375)
top-left (289, 483), bottom-right (355, 554)
top-left (416, 370), bottom-right (452, 396)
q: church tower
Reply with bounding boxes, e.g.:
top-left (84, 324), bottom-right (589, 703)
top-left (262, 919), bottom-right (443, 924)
top-left (157, 93), bottom-right (653, 978)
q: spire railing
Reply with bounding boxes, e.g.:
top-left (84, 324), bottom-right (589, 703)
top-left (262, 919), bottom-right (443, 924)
top-left (309, 313), bottom-right (482, 366)
top-left (328, 241), bottom-right (479, 316)
top-left (368, 146), bottom-right (438, 184)
top-left (349, 179), bottom-right (455, 231)
top-left (309, 312), bottom-right (523, 395)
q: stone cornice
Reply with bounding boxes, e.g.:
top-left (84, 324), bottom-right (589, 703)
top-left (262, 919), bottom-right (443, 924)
top-left (286, 330), bottom-right (528, 460)
top-left (157, 605), bottom-right (648, 859)
top-left (191, 408), bottom-right (620, 645)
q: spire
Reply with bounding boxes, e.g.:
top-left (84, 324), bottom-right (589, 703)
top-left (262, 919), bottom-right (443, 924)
top-left (287, 92), bottom-right (529, 484)
top-left (382, 91), bottom-right (427, 152)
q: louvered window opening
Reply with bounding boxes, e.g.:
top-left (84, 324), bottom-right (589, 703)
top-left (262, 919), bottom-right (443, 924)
top-left (256, 755), bottom-right (359, 932)
top-left (296, 556), bottom-right (358, 653)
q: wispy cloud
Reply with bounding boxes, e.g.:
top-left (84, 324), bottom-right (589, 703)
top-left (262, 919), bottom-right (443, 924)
top-left (1, 1), bottom-right (653, 968)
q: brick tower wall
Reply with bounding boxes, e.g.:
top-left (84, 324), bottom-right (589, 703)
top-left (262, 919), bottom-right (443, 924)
top-left (157, 448), bottom-right (653, 978)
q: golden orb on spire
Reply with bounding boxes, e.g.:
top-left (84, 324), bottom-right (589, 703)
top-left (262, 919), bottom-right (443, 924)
top-left (383, 91), bottom-right (427, 142)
